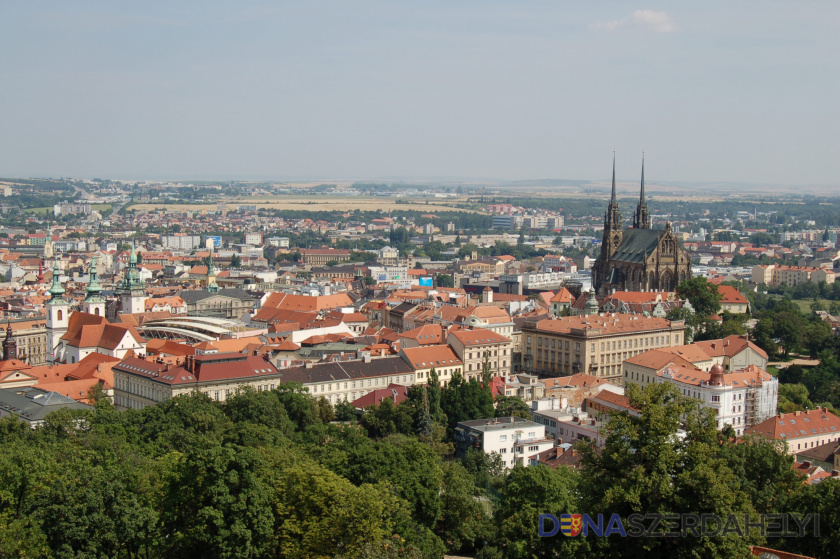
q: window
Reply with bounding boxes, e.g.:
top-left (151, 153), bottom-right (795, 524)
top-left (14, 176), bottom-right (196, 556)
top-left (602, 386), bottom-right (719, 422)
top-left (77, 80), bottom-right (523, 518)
top-left (500, 448), bottom-right (507, 454)
top-left (500, 435), bottom-right (507, 441)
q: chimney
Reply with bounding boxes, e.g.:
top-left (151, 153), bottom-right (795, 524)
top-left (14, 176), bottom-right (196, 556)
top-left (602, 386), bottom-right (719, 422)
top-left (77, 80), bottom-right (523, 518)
top-left (711, 342), bottom-right (716, 350)
top-left (803, 461), bottom-right (812, 468)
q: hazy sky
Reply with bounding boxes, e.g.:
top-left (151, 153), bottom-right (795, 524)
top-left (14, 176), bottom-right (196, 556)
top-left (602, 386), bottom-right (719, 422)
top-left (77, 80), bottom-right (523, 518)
top-left (1, 1), bottom-right (838, 185)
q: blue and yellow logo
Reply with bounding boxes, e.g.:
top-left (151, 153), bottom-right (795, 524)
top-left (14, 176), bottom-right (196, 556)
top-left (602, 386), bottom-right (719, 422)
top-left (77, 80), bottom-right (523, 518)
top-left (560, 514), bottom-right (582, 537)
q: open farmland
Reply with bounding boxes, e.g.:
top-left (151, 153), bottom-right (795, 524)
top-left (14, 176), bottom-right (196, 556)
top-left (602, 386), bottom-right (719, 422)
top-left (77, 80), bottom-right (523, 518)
top-left (127, 195), bottom-right (483, 214)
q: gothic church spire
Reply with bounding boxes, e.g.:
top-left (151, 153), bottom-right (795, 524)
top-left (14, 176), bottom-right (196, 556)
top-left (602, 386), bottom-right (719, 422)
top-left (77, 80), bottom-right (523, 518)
top-left (633, 152), bottom-right (651, 229)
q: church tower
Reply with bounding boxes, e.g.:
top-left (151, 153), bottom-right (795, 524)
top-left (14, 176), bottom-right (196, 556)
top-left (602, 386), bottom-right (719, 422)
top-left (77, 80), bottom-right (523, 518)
top-left (206, 252), bottom-right (219, 294)
top-left (602, 152), bottom-right (623, 257)
top-left (633, 152), bottom-right (651, 229)
top-left (117, 246), bottom-right (146, 314)
top-left (3, 322), bottom-right (17, 361)
top-left (82, 255), bottom-right (106, 317)
top-left (594, 153), bottom-right (623, 292)
top-left (46, 261), bottom-right (69, 363)
top-left (43, 223), bottom-right (54, 260)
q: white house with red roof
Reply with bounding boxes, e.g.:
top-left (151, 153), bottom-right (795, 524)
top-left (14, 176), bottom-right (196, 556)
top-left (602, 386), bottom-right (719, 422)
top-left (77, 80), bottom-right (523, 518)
top-left (746, 408), bottom-right (840, 455)
top-left (717, 285), bottom-right (750, 314)
top-left (56, 312), bottom-right (146, 364)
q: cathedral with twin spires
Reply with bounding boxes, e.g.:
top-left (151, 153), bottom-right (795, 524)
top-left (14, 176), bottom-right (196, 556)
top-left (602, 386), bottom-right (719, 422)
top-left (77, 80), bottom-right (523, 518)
top-left (592, 154), bottom-right (692, 294)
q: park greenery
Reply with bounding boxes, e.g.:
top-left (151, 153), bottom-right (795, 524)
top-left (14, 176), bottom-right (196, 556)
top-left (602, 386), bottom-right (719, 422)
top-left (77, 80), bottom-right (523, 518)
top-left (0, 377), bottom-right (835, 558)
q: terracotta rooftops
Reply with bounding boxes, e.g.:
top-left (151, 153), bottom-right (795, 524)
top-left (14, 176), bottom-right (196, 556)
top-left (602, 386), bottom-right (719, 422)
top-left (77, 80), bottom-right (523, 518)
top-left (746, 408), bottom-right (840, 441)
top-left (447, 328), bottom-right (511, 346)
top-left (525, 314), bottom-right (679, 336)
top-left (717, 285), bottom-right (749, 305)
top-left (114, 353), bottom-right (279, 385)
top-left (693, 335), bottom-right (768, 360)
top-left (401, 345), bottom-right (462, 370)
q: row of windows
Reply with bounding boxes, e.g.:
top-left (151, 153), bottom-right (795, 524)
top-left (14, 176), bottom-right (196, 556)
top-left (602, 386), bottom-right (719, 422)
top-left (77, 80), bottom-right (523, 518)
top-left (309, 375), bottom-right (412, 393)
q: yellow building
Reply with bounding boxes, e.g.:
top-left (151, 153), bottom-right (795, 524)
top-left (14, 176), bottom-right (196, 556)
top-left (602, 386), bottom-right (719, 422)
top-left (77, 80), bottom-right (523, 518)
top-left (521, 313), bottom-right (685, 384)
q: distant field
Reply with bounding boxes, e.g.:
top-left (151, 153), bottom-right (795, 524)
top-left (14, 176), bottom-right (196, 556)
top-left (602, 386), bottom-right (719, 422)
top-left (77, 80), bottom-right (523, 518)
top-left (24, 207), bottom-right (52, 215)
top-left (789, 298), bottom-right (833, 314)
top-left (127, 196), bottom-right (483, 214)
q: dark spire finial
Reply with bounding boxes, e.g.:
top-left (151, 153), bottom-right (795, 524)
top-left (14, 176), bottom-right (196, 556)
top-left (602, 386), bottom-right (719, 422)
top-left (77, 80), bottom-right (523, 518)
top-left (634, 151), bottom-right (651, 229)
top-left (611, 150), bottom-right (617, 202)
top-left (640, 151), bottom-right (645, 203)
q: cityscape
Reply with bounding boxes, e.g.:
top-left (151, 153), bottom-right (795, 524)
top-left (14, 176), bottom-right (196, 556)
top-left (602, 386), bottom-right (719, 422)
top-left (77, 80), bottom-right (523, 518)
top-left (0, 2), bottom-right (838, 559)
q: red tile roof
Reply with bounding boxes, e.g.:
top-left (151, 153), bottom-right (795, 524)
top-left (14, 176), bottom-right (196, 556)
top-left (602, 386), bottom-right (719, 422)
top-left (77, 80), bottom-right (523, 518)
top-left (717, 285), bottom-right (749, 305)
top-left (114, 353), bottom-right (278, 385)
top-left (401, 345), bottom-right (462, 370)
top-left (746, 408), bottom-right (840, 441)
top-left (527, 314), bottom-right (677, 336)
top-left (399, 324), bottom-right (444, 345)
top-left (60, 312), bottom-right (145, 350)
top-left (351, 384), bottom-right (410, 409)
top-left (447, 328), bottom-right (511, 346)
top-left (693, 335), bottom-right (768, 360)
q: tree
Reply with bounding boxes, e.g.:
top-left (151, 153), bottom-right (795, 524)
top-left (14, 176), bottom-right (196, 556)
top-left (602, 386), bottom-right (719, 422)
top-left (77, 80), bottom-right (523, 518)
top-left (229, 253), bottom-right (241, 268)
top-left (802, 320), bottom-right (833, 358)
top-left (666, 305), bottom-right (701, 342)
top-left (435, 273), bottom-right (454, 288)
top-left (778, 383), bottom-right (815, 413)
top-left (493, 395), bottom-right (531, 419)
top-left (434, 461), bottom-right (488, 554)
top-left (488, 465), bottom-right (587, 558)
top-left (580, 383), bottom-right (761, 557)
top-left (773, 310), bottom-right (804, 357)
top-left (334, 399), bottom-right (357, 422)
top-left (222, 386), bottom-right (295, 434)
top-left (676, 276), bottom-right (723, 318)
top-left (440, 372), bottom-right (494, 435)
top-left (359, 398), bottom-right (414, 438)
top-left (778, 364), bottom-right (805, 384)
top-left (162, 443), bottom-right (275, 558)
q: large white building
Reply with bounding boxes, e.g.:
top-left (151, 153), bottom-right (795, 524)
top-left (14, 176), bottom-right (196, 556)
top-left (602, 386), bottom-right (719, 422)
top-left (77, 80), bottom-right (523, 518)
top-left (626, 359), bottom-right (777, 435)
top-left (162, 234), bottom-right (203, 251)
top-left (454, 417), bottom-right (555, 469)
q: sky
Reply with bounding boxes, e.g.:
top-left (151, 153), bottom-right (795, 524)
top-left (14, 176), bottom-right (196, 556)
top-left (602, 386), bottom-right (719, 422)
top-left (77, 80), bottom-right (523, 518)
top-left (1, 1), bottom-right (838, 186)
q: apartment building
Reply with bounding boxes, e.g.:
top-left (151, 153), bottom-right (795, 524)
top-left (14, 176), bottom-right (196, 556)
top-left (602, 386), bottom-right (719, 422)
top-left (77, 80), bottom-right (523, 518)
top-left (626, 354), bottom-right (777, 435)
top-left (278, 356), bottom-right (416, 404)
top-left (751, 264), bottom-right (836, 287)
top-left (446, 328), bottom-right (512, 380)
top-left (113, 352), bottom-right (281, 409)
top-left (521, 314), bottom-right (685, 384)
top-left (399, 344), bottom-right (463, 386)
top-left (299, 248), bottom-right (351, 266)
top-left (454, 417), bottom-right (555, 469)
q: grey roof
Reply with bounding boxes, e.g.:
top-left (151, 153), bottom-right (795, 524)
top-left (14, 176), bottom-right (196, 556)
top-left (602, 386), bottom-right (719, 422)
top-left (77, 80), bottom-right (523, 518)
top-left (179, 288), bottom-right (260, 304)
top-left (0, 386), bottom-right (92, 424)
top-left (457, 416), bottom-right (543, 432)
top-left (609, 229), bottom-right (662, 264)
top-left (276, 356), bottom-right (413, 384)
